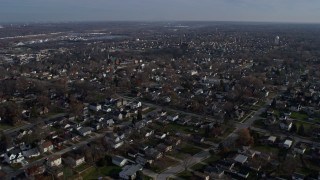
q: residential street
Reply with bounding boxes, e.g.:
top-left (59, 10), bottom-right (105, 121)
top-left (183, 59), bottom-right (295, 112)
top-left (5, 131), bottom-right (108, 180)
top-left (3, 113), bottom-right (67, 135)
top-left (156, 150), bottom-right (210, 180)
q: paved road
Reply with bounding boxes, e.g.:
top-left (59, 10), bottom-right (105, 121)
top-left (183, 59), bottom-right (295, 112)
top-left (157, 150), bottom-right (210, 180)
top-left (120, 95), bottom-right (222, 124)
top-left (3, 113), bottom-right (67, 135)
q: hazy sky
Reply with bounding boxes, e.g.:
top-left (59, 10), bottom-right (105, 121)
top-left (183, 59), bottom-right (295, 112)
top-left (0, 0), bottom-right (319, 23)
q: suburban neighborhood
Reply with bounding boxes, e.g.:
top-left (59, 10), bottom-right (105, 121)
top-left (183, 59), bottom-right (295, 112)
top-left (0, 22), bottom-right (320, 179)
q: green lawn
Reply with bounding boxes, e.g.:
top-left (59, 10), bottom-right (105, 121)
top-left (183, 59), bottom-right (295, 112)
top-left (295, 121), bottom-right (312, 131)
top-left (203, 155), bottom-right (221, 164)
top-left (0, 121), bottom-right (28, 131)
top-left (63, 167), bottom-right (74, 180)
top-left (150, 156), bottom-right (178, 173)
top-left (164, 123), bottom-right (192, 133)
top-left (0, 123), bottom-right (13, 131)
top-left (179, 144), bottom-right (202, 155)
top-left (74, 163), bottom-right (92, 173)
top-left (253, 119), bottom-right (266, 128)
top-left (253, 145), bottom-right (279, 155)
top-left (167, 150), bottom-right (188, 160)
top-left (176, 170), bottom-right (193, 179)
top-left (143, 107), bottom-right (156, 114)
top-left (291, 112), bottom-right (308, 121)
top-left (190, 163), bottom-right (206, 171)
top-left (82, 165), bottom-right (122, 180)
top-left (143, 175), bottom-right (154, 180)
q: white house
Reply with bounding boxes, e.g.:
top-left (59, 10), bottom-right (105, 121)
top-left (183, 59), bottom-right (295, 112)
top-left (4, 148), bottom-right (24, 164)
top-left (119, 164), bottom-right (143, 180)
top-left (112, 156), bottom-right (128, 167)
top-left (283, 140), bottom-right (293, 149)
top-left (280, 120), bottom-right (292, 131)
top-left (78, 127), bottom-right (93, 136)
top-left (234, 154), bottom-right (248, 164)
top-left (267, 136), bottom-right (277, 144)
top-left (155, 132), bottom-right (167, 139)
top-left (39, 141), bottom-right (54, 153)
top-left (89, 103), bottom-right (102, 112)
top-left (293, 142), bottom-right (307, 154)
top-left (167, 114), bottom-right (179, 122)
top-left (46, 156), bottom-right (62, 167)
top-left (105, 119), bottom-right (114, 126)
top-left (63, 155), bottom-right (85, 168)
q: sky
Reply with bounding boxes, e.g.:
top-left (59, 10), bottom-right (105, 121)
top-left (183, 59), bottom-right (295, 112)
top-left (0, 0), bottom-right (320, 23)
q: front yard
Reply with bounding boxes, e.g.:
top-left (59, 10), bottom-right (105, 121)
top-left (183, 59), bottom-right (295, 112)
top-left (150, 156), bottom-right (179, 173)
top-left (176, 170), bottom-right (193, 179)
top-left (179, 144), bottom-right (202, 155)
top-left (81, 165), bottom-right (122, 180)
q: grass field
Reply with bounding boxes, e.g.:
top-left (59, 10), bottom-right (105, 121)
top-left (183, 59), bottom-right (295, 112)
top-left (150, 156), bottom-right (179, 173)
top-left (179, 144), bottom-right (202, 155)
top-left (81, 165), bottom-right (122, 180)
top-left (291, 112), bottom-right (308, 121)
top-left (176, 170), bottom-right (193, 179)
top-left (190, 163), bottom-right (206, 171)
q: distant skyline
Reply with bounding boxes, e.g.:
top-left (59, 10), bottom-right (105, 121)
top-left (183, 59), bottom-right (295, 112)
top-left (1, 0), bottom-right (320, 23)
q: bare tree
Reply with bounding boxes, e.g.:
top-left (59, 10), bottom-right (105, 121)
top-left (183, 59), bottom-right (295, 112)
top-left (182, 154), bottom-right (194, 171)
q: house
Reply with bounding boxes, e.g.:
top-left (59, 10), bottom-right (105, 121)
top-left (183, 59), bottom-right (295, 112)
top-left (279, 120), bottom-right (292, 131)
top-left (234, 154), bottom-right (248, 164)
top-left (167, 114), bottom-right (179, 122)
top-left (193, 136), bottom-right (205, 143)
top-left (203, 166), bottom-right (224, 179)
top-left (47, 167), bottom-right (64, 178)
top-left (293, 142), bottom-right (307, 154)
top-left (290, 104), bottom-right (301, 112)
top-left (283, 139), bottom-right (293, 149)
top-left (22, 148), bottom-right (40, 159)
top-left (119, 164), bottom-right (143, 180)
top-left (78, 127), bottom-right (93, 136)
top-left (193, 171), bottom-right (210, 180)
top-left (105, 133), bottom-right (125, 149)
top-left (4, 148), bottom-right (24, 164)
top-left (165, 137), bottom-right (181, 147)
top-left (155, 132), bottom-right (166, 139)
top-left (160, 110), bottom-right (167, 116)
top-left (128, 149), bottom-right (139, 158)
top-left (156, 143), bottom-right (172, 152)
top-left (237, 169), bottom-right (250, 179)
top-left (105, 118), bottom-right (115, 127)
top-left (92, 122), bottom-right (103, 131)
top-left (46, 156), bottom-right (62, 167)
top-left (25, 164), bottom-right (45, 178)
top-left (217, 159), bottom-right (234, 170)
top-left (145, 148), bottom-right (162, 160)
top-left (89, 103), bottom-right (102, 111)
top-left (144, 129), bottom-right (154, 138)
top-left (135, 156), bottom-right (154, 166)
top-left (113, 111), bottom-right (123, 121)
top-left (39, 141), bottom-right (54, 153)
top-left (292, 172), bottom-right (305, 180)
top-left (112, 156), bottom-right (128, 167)
top-left (63, 154), bottom-right (85, 168)
top-left (267, 136), bottom-right (277, 144)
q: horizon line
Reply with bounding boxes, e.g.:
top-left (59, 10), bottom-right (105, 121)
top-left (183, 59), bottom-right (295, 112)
top-left (1, 19), bottom-right (320, 26)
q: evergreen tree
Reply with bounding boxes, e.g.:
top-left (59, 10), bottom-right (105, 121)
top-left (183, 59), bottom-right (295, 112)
top-left (291, 123), bottom-right (297, 133)
top-left (137, 109), bottom-right (142, 120)
top-left (298, 124), bottom-right (305, 136)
